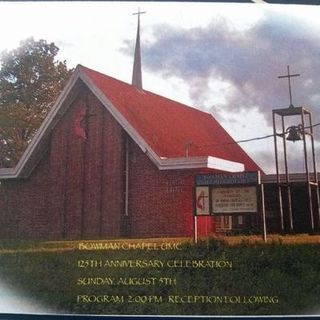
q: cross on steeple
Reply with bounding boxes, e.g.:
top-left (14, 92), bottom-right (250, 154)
top-left (132, 8), bottom-right (146, 89)
top-left (132, 8), bottom-right (146, 18)
top-left (278, 65), bottom-right (300, 108)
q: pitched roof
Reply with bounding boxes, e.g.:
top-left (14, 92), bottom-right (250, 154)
top-left (0, 65), bottom-right (261, 179)
top-left (81, 66), bottom-right (261, 169)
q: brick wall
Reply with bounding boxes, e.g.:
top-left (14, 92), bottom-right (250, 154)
top-left (0, 89), bottom-right (125, 239)
top-left (0, 150), bottom-right (52, 239)
top-left (0, 89), bottom-right (215, 240)
top-left (126, 139), bottom-right (215, 238)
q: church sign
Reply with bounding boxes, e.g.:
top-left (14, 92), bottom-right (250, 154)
top-left (211, 186), bottom-right (257, 214)
top-left (196, 172), bottom-right (260, 187)
top-left (195, 172), bottom-right (260, 216)
top-left (195, 186), bottom-right (210, 215)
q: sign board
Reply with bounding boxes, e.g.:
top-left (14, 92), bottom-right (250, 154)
top-left (194, 172), bottom-right (260, 216)
top-left (212, 186), bottom-right (257, 214)
top-left (196, 172), bottom-right (260, 186)
top-left (195, 186), bottom-right (210, 215)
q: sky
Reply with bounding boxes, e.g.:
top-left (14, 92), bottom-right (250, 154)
top-left (0, 2), bottom-right (320, 315)
top-left (0, 1), bottom-right (320, 173)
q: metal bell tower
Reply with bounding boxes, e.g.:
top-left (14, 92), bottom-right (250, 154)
top-left (272, 66), bottom-right (320, 233)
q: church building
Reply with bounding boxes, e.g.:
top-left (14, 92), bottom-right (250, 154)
top-left (0, 14), bottom-right (262, 240)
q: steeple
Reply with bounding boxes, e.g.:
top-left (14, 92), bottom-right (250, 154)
top-left (132, 8), bottom-right (146, 89)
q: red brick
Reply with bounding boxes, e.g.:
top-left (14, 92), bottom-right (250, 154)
top-left (0, 90), bottom-right (215, 240)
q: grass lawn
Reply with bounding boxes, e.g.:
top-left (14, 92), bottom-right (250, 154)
top-left (0, 235), bottom-right (319, 316)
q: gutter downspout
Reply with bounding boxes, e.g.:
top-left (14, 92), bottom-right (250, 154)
top-left (125, 135), bottom-right (129, 217)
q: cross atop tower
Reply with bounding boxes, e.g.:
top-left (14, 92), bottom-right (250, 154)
top-left (132, 8), bottom-right (146, 89)
top-left (278, 65), bottom-right (300, 108)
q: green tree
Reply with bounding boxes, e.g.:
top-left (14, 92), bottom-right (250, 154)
top-left (0, 37), bottom-right (73, 167)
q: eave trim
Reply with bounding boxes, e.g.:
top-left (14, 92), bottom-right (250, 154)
top-left (0, 65), bottom-right (245, 179)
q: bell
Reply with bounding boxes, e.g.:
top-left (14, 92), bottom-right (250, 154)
top-left (286, 126), bottom-right (302, 142)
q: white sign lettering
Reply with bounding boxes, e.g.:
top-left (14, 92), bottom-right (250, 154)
top-left (212, 186), bottom-right (257, 214)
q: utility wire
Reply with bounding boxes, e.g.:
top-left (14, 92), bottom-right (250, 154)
top-left (194, 121), bottom-right (320, 149)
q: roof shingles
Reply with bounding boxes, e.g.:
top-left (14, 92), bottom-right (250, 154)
top-left (81, 66), bottom-right (261, 172)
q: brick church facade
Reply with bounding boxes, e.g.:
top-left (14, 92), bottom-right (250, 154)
top-left (0, 65), bottom-right (261, 240)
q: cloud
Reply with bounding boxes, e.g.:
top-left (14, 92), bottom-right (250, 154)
top-left (121, 7), bottom-right (320, 173)
top-left (55, 40), bottom-right (75, 48)
top-left (128, 9), bottom-right (320, 127)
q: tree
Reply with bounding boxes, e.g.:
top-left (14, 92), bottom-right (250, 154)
top-left (0, 38), bottom-right (73, 167)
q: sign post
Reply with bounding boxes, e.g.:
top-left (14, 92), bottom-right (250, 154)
top-left (260, 183), bottom-right (267, 242)
top-left (194, 215), bottom-right (198, 244)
